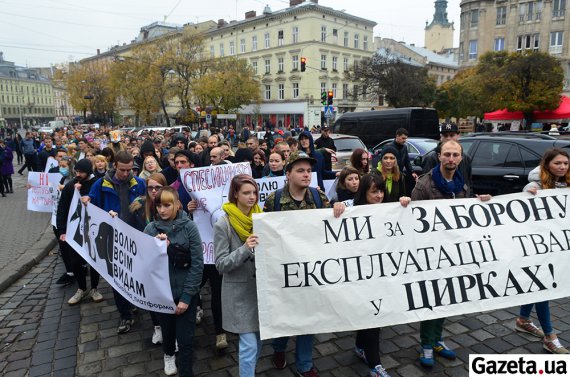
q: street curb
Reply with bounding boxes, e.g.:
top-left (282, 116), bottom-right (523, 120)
top-left (0, 223), bottom-right (56, 294)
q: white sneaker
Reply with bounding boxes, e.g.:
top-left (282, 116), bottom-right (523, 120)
top-left (68, 289), bottom-right (87, 305)
top-left (89, 288), bottom-right (104, 303)
top-left (152, 326), bottom-right (163, 345)
top-left (164, 354), bottom-right (177, 376)
top-left (196, 306), bottom-right (204, 324)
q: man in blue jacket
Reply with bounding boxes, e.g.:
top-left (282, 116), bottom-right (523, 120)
top-left (88, 151), bottom-right (146, 334)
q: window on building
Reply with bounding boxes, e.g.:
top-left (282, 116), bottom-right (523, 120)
top-left (321, 25), bottom-right (327, 42)
top-left (229, 41), bottom-right (235, 55)
top-left (292, 27), bottom-right (299, 43)
top-left (210, 45), bottom-right (215, 58)
top-left (265, 59), bottom-right (271, 74)
top-left (353, 85), bottom-right (359, 100)
top-left (292, 55), bottom-right (299, 70)
top-left (550, 31), bottom-right (564, 53)
top-left (292, 83), bottom-right (299, 98)
top-left (240, 38), bottom-right (246, 53)
top-left (321, 54), bottom-right (327, 69)
top-left (332, 56), bottom-right (338, 71)
top-left (469, 40), bottom-right (478, 59)
top-left (363, 36), bottom-right (369, 50)
top-left (343, 57), bottom-right (349, 71)
top-left (520, 1), bottom-right (543, 22)
top-left (219, 43), bottom-right (225, 57)
top-left (354, 33), bottom-right (360, 49)
top-left (265, 32), bottom-right (270, 48)
top-left (553, 0), bottom-right (566, 17)
top-left (494, 37), bottom-right (506, 51)
top-left (320, 82), bottom-right (326, 93)
top-left (517, 34), bottom-right (540, 51)
top-left (332, 29), bottom-right (338, 43)
top-left (344, 31), bottom-right (349, 47)
top-left (252, 61), bottom-right (258, 75)
top-left (471, 10), bottom-right (479, 27)
top-left (332, 83), bottom-right (337, 97)
top-left (278, 57), bottom-right (284, 72)
top-left (252, 36), bottom-right (258, 51)
top-left (265, 85), bottom-right (271, 100)
top-left (278, 30), bottom-right (284, 46)
top-left (496, 6), bottom-right (507, 25)
top-left (278, 84), bottom-right (285, 100)
top-left (342, 83), bottom-right (349, 99)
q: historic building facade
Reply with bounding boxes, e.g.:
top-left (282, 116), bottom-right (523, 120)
top-left (425, 0), bottom-right (456, 53)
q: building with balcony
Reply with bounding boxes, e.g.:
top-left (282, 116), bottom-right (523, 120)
top-left (0, 52), bottom-right (55, 127)
top-left (458, 0), bottom-right (570, 93)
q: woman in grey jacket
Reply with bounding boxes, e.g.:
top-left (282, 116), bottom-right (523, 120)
top-left (144, 187), bottom-right (204, 376)
top-left (214, 174), bottom-right (262, 377)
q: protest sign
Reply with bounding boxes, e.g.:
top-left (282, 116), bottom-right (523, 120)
top-left (254, 189), bottom-right (570, 340)
top-left (27, 172), bottom-right (62, 212)
top-left (44, 156), bottom-right (58, 173)
top-left (65, 190), bottom-right (175, 314)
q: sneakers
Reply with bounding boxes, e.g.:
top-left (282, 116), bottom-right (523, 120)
top-left (196, 306), bottom-right (204, 325)
top-left (216, 333), bottom-right (228, 350)
top-left (68, 289), bottom-right (87, 305)
top-left (56, 273), bottom-right (74, 286)
top-left (296, 367), bottom-right (319, 377)
top-left (163, 354), bottom-right (177, 376)
top-left (354, 346), bottom-right (368, 364)
top-left (543, 337), bottom-right (570, 354)
top-left (89, 289), bottom-right (104, 303)
top-left (370, 365), bottom-right (391, 377)
top-left (152, 326), bottom-right (163, 345)
top-left (117, 318), bottom-right (134, 334)
top-left (515, 318), bottom-right (545, 338)
top-left (433, 339), bottom-right (456, 360)
top-left (419, 345), bottom-right (434, 367)
top-left (272, 351), bottom-right (287, 369)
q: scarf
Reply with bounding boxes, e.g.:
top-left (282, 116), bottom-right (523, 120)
top-left (376, 161), bottom-right (393, 194)
top-left (222, 202), bottom-right (263, 242)
top-left (431, 164), bottom-right (464, 196)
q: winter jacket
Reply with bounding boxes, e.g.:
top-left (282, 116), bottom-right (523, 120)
top-left (88, 170), bottom-right (146, 219)
top-left (214, 215), bottom-right (259, 333)
top-left (171, 178), bottom-right (192, 215)
top-left (387, 139), bottom-right (413, 175)
top-left (299, 131), bottom-right (337, 189)
top-left (0, 146), bottom-right (13, 175)
top-left (411, 170), bottom-right (468, 201)
top-left (21, 138), bottom-right (36, 155)
top-left (522, 166), bottom-right (568, 192)
top-left (144, 212), bottom-right (203, 304)
top-left (421, 143), bottom-right (473, 197)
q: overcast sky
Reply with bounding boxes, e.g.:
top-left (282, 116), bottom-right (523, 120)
top-left (0, 0), bottom-right (461, 68)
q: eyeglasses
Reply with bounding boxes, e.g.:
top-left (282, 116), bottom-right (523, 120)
top-left (148, 185), bottom-right (163, 192)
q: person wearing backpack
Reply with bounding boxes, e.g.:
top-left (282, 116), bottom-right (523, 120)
top-left (262, 150), bottom-right (331, 377)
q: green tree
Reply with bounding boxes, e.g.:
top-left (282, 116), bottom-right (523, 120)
top-left (435, 68), bottom-right (487, 119)
top-left (346, 52), bottom-right (436, 108)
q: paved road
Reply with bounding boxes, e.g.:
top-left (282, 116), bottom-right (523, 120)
top-left (0, 162), bottom-right (569, 376)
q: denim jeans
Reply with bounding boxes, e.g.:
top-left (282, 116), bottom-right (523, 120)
top-left (239, 332), bottom-right (263, 377)
top-left (159, 296), bottom-right (198, 377)
top-left (272, 335), bottom-right (313, 373)
top-left (520, 301), bottom-right (553, 335)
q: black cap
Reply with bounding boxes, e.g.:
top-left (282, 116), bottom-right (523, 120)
top-left (74, 158), bottom-right (93, 176)
top-left (380, 146), bottom-right (399, 160)
top-left (441, 123), bottom-right (459, 134)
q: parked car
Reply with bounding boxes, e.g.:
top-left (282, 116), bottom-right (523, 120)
top-left (370, 137), bottom-right (439, 173)
top-left (313, 133), bottom-right (367, 171)
top-left (460, 133), bottom-right (570, 195)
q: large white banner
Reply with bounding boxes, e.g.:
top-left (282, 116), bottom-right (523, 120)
top-left (254, 189), bottom-right (570, 340)
top-left (65, 190), bottom-right (176, 314)
top-left (27, 172), bottom-right (62, 212)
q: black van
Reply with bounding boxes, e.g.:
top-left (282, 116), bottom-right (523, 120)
top-left (332, 108), bottom-right (440, 147)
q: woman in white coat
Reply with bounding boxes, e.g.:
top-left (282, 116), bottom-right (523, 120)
top-left (214, 174), bottom-right (262, 376)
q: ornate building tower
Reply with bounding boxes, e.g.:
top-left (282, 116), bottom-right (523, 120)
top-left (425, 0), bottom-right (455, 52)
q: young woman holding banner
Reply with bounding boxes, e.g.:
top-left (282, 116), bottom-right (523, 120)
top-left (144, 187), bottom-right (204, 376)
top-left (351, 174), bottom-right (410, 377)
top-left (515, 148), bottom-right (570, 354)
top-left (213, 174), bottom-right (262, 377)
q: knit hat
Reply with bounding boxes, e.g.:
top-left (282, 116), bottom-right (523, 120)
top-left (379, 146), bottom-right (399, 160)
top-left (74, 158), bottom-right (93, 176)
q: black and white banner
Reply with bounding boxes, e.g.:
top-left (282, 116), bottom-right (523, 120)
top-left (254, 189), bottom-right (570, 340)
top-left (66, 190), bottom-right (176, 314)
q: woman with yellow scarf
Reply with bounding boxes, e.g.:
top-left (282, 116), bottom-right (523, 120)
top-left (375, 146), bottom-right (409, 203)
top-left (213, 174), bottom-right (263, 377)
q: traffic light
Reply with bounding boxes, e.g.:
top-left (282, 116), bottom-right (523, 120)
top-left (300, 57), bottom-right (306, 72)
top-left (321, 91), bottom-right (327, 105)
top-left (327, 90), bottom-right (334, 105)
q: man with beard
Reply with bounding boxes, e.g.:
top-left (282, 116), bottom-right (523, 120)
top-left (88, 151), bottom-right (146, 333)
top-left (56, 159), bottom-right (103, 305)
top-left (412, 140), bottom-right (491, 368)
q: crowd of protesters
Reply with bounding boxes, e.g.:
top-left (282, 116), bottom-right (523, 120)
top-left (8, 120), bottom-right (569, 377)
